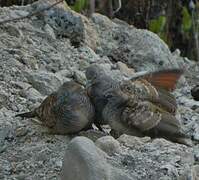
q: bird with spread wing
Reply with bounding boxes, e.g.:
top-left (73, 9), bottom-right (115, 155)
top-left (86, 64), bottom-right (190, 145)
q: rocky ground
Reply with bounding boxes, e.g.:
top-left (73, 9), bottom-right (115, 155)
top-left (0, 1), bottom-right (199, 179)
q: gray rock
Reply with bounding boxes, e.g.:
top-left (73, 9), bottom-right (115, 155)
top-left (160, 164), bottom-right (178, 178)
top-left (17, 54), bottom-right (39, 70)
top-left (111, 167), bottom-right (134, 180)
top-left (192, 165), bottom-right (199, 179)
top-left (54, 70), bottom-right (73, 84)
top-left (61, 136), bottom-right (110, 180)
top-left (193, 124), bottom-right (199, 141)
top-left (117, 134), bottom-right (151, 148)
top-left (79, 129), bottom-right (108, 142)
top-left (106, 137), bottom-right (195, 180)
top-left (73, 70), bottom-right (87, 86)
top-left (0, 91), bottom-right (8, 109)
top-left (19, 87), bottom-right (44, 103)
top-left (92, 14), bottom-right (180, 71)
top-left (0, 1), bottom-right (198, 179)
top-left (179, 165), bottom-right (199, 180)
top-left (24, 70), bottom-right (62, 95)
top-left (159, 176), bottom-right (172, 180)
top-left (0, 128), bottom-right (9, 153)
top-left (3, 24), bottom-right (23, 38)
top-left (43, 24), bottom-right (56, 40)
top-left (77, 46), bottom-right (101, 64)
top-left (32, 0), bottom-right (99, 50)
top-left (55, 69), bottom-right (73, 79)
top-left (33, 147), bottom-right (52, 162)
top-left (15, 126), bottom-right (29, 137)
top-left (193, 145), bottom-right (199, 162)
top-left (0, 123), bottom-right (14, 153)
top-left (177, 105), bottom-right (199, 141)
top-left (178, 96), bottom-right (199, 108)
top-left (0, 159), bottom-right (12, 176)
top-left (11, 81), bottom-right (32, 90)
top-left (95, 136), bottom-right (121, 155)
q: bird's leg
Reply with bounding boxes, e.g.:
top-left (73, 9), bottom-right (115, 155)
top-left (95, 123), bottom-right (104, 132)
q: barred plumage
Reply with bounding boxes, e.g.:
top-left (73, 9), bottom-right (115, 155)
top-left (86, 64), bottom-right (120, 129)
top-left (87, 64), bottom-right (189, 145)
top-left (16, 81), bottom-right (95, 134)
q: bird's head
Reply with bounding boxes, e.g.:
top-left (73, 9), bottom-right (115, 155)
top-left (85, 64), bottom-right (106, 96)
top-left (85, 64), bottom-right (105, 83)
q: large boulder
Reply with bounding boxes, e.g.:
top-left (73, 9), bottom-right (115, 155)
top-left (61, 136), bottom-right (111, 180)
top-left (91, 14), bottom-right (179, 71)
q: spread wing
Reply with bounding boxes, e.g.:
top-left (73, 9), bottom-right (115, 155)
top-left (127, 69), bottom-right (184, 91)
top-left (152, 88), bottom-right (177, 114)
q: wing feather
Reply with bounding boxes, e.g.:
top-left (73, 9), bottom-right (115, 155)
top-left (128, 69), bottom-right (184, 91)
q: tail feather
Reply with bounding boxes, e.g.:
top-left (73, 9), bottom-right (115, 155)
top-left (155, 112), bottom-right (188, 138)
top-left (15, 110), bottom-right (36, 118)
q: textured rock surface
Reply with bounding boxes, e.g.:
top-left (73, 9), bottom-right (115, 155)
top-left (24, 70), bottom-right (63, 95)
top-left (95, 136), bottom-right (121, 155)
top-left (61, 136), bottom-right (111, 180)
top-left (91, 14), bottom-right (179, 71)
top-left (0, 0), bottom-right (198, 179)
top-left (109, 137), bottom-right (195, 180)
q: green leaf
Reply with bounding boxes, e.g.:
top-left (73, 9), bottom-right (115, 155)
top-left (182, 6), bottom-right (192, 31)
top-left (149, 16), bottom-right (166, 33)
top-left (70, 0), bottom-right (87, 12)
top-left (159, 32), bottom-right (167, 42)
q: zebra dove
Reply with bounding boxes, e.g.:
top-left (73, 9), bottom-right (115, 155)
top-left (101, 68), bottom-right (190, 144)
top-left (86, 64), bottom-right (119, 130)
top-left (16, 81), bottom-right (95, 134)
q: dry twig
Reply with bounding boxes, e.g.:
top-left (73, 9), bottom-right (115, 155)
top-left (0, 0), bottom-right (64, 25)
